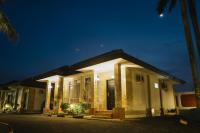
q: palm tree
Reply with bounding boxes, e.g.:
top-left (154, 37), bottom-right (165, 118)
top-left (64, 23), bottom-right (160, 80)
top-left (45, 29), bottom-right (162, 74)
top-left (0, 0), bottom-right (18, 41)
top-left (188, 0), bottom-right (200, 58)
top-left (157, 0), bottom-right (200, 107)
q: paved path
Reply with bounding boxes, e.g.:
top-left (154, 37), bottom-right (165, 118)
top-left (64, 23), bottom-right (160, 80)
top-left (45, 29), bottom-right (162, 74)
top-left (0, 114), bottom-right (199, 133)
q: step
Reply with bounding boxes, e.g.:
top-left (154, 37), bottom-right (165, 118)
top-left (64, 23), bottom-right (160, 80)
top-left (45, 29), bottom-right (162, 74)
top-left (93, 110), bottom-right (113, 119)
top-left (91, 115), bottom-right (112, 119)
top-left (95, 110), bottom-right (112, 113)
top-left (95, 110), bottom-right (112, 114)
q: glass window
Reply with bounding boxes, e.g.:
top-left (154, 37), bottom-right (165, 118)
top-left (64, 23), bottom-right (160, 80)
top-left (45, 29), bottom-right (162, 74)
top-left (74, 80), bottom-right (80, 98)
top-left (159, 80), bottom-right (168, 90)
top-left (85, 77), bottom-right (92, 102)
top-left (135, 74), bottom-right (144, 82)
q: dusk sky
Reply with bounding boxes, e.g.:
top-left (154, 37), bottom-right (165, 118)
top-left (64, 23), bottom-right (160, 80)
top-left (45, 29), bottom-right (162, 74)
top-left (0, 0), bottom-right (200, 91)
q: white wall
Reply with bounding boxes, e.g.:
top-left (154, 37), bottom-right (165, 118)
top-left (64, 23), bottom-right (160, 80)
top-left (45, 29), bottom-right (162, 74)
top-left (33, 88), bottom-right (45, 111)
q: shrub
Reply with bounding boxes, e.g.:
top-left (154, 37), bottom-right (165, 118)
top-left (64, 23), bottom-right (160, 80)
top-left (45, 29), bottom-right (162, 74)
top-left (70, 102), bottom-right (91, 116)
top-left (80, 102), bottom-right (91, 110)
top-left (60, 103), bottom-right (70, 113)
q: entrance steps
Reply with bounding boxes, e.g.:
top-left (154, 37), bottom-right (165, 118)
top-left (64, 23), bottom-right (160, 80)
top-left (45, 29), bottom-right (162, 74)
top-left (92, 110), bottom-right (113, 119)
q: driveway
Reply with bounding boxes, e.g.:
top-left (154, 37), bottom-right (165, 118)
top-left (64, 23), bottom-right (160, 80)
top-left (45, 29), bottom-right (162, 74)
top-left (0, 114), bottom-right (199, 133)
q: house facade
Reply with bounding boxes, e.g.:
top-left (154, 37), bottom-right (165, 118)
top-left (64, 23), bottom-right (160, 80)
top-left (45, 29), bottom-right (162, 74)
top-left (0, 80), bottom-right (46, 113)
top-left (38, 50), bottom-right (185, 119)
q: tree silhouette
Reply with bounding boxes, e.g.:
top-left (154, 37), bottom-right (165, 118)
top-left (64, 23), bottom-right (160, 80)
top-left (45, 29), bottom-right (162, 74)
top-left (157, 0), bottom-right (200, 107)
top-left (0, 0), bottom-right (18, 41)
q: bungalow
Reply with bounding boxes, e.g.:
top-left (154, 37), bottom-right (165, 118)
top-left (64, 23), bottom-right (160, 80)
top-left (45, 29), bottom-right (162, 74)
top-left (37, 49), bottom-right (185, 119)
top-left (0, 79), bottom-right (46, 113)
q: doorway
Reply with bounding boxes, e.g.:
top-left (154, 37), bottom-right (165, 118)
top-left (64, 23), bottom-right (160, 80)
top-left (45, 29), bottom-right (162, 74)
top-left (50, 83), bottom-right (55, 110)
top-left (107, 79), bottom-right (115, 110)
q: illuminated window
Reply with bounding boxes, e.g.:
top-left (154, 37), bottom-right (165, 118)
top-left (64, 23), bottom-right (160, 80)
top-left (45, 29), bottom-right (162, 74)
top-left (85, 77), bottom-right (92, 102)
top-left (74, 80), bottom-right (80, 98)
top-left (68, 81), bottom-right (72, 102)
top-left (154, 83), bottom-right (159, 88)
top-left (97, 76), bottom-right (100, 102)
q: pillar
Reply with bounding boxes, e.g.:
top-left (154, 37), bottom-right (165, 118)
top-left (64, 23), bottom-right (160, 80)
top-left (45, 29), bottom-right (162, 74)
top-left (57, 77), bottom-right (64, 113)
top-left (17, 88), bottom-right (23, 109)
top-left (89, 71), bottom-right (96, 115)
top-left (44, 81), bottom-right (51, 113)
top-left (53, 81), bottom-right (59, 112)
top-left (146, 75), bottom-right (152, 117)
top-left (113, 63), bottom-right (125, 119)
top-left (114, 63), bottom-right (122, 108)
top-left (159, 80), bottom-right (164, 116)
top-left (14, 89), bottom-right (19, 109)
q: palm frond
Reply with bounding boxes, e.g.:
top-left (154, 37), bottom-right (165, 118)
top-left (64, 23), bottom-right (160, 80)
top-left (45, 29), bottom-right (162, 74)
top-left (0, 0), bottom-right (5, 5)
top-left (0, 11), bottom-right (18, 41)
top-left (157, 0), bottom-right (170, 15)
top-left (169, 0), bottom-right (177, 13)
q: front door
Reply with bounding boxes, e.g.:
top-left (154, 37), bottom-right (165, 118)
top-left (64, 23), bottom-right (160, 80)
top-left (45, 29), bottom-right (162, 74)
top-left (50, 83), bottom-right (55, 110)
top-left (107, 79), bottom-right (115, 110)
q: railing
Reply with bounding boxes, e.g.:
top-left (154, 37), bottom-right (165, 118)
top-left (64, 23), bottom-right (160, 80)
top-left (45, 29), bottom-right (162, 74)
top-left (0, 122), bottom-right (14, 133)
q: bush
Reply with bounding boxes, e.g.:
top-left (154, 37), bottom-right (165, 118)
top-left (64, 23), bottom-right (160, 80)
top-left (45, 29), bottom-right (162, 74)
top-left (80, 102), bottom-right (91, 111)
top-left (60, 102), bottom-right (91, 116)
top-left (70, 102), bottom-right (91, 116)
top-left (60, 103), bottom-right (70, 113)
top-left (71, 104), bottom-right (82, 116)
top-left (3, 104), bottom-right (13, 112)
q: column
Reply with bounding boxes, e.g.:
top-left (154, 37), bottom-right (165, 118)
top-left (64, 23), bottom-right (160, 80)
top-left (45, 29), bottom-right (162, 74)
top-left (17, 88), bottom-right (23, 109)
top-left (113, 63), bottom-right (125, 119)
top-left (89, 71), bottom-right (96, 115)
top-left (114, 63), bottom-right (122, 108)
top-left (53, 81), bottom-right (58, 112)
top-left (146, 75), bottom-right (152, 117)
top-left (44, 81), bottom-right (51, 113)
top-left (159, 80), bottom-right (164, 116)
top-left (57, 77), bottom-right (64, 113)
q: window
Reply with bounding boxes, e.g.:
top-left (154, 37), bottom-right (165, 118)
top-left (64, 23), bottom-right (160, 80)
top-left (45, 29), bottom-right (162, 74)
top-left (68, 81), bottom-right (72, 102)
top-left (74, 80), bottom-right (80, 98)
top-left (154, 83), bottom-right (159, 88)
top-left (135, 74), bottom-right (144, 82)
top-left (159, 80), bottom-right (168, 89)
top-left (85, 77), bottom-right (92, 102)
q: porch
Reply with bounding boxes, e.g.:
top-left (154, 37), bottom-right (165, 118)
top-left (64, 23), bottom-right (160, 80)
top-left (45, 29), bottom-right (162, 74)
top-left (40, 57), bottom-right (177, 119)
top-left (41, 59), bottom-right (131, 119)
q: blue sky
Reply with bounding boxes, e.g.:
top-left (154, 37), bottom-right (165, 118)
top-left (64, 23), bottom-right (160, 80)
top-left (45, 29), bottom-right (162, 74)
top-left (0, 0), bottom-right (200, 91)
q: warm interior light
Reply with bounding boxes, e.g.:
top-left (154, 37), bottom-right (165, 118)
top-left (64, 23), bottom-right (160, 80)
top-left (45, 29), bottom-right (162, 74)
top-left (151, 108), bottom-right (155, 115)
top-left (154, 83), bottom-right (159, 88)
